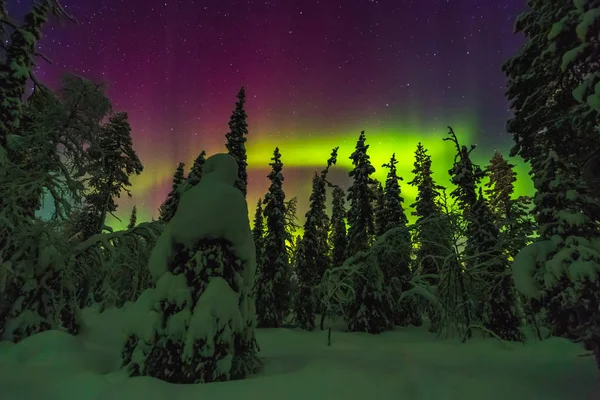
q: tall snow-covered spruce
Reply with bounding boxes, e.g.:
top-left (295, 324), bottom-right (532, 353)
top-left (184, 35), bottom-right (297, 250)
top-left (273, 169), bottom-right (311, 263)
top-left (346, 131), bottom-right (376, 257)
top-left (225, 86), bottom-right (249, 197)
top-left (374, 153), bottom-right (416, 326)
top-left (408, 143), bottom-right (447, 331)
top-left (122, 153), bottom-right (260, 383)
top-left (470, 188), bottom-right (522, 341)
top-left (294, 148), bottom-right (337, 330)
top-left (255, 147), bottom-right (291, 327)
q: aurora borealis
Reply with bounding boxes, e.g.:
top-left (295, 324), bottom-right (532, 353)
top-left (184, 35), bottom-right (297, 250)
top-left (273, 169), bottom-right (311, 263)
top-left (8, 0), bottom-right (534, 228)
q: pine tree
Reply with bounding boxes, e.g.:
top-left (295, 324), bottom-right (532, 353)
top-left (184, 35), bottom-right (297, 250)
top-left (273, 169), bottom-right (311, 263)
top-left (158, 162), bottom-right (185, 223)
top-left (373, 181), bottom-right (386, 237)
top-left (346, 131), bottom-right (376, 257)
top-left (256, 147), bottom-right (291, 327)
top-left (381, 153), bottom-right (409, 233)
top-left (187, 150), bottom-right (206, 188)
top-left (127, 205), bottom-right (137, 229)
top-left (225, 86), bottom-right (249, 197)
top-left (330, 186), bottom-right (347, 267)
top-left (84, 112), bottom-right (143, 237)
top-left (471, 189), bottom-right (522, 341)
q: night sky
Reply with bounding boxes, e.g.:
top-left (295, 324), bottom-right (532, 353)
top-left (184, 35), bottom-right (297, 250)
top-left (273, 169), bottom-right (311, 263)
top-left (9, 0), bottom-right (534, 228)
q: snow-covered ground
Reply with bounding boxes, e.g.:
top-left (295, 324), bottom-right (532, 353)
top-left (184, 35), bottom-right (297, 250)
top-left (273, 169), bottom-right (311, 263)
top-left (0, 305), bottom-right (597, 400)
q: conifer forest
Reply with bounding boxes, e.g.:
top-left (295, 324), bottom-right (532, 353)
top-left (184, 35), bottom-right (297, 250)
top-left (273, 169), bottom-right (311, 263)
top-left (0, 0), bottom-right (599, 398)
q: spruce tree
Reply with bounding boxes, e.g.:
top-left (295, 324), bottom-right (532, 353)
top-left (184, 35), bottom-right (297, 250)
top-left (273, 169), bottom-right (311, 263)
top-left (127, 205), bottom-right (137, 229)
top-left (0, 1), bottom-right (75, 149)
top-left (373, 181), bottom-right (386, 237)
top-left (294, 171), bottom-right (331, 330)
top-left (470, 189), bottom-right (522, 341)
top-left (381, 153), bottom-right (409, 233)
top-left (408, 143), bottom-right (445, 274)
top-left (502, 0), bottom-right (600, 186)
top-left (251, 198), bottom-right (264, 295)
top-left (330, 186), bottom-right (347, 267)
top-left (444, 127), bottom-right (485, 338)
top-left (524, 151), bottom-right (600, 345)
top-left (187, 150), bottom-right (206, 188)
top-left (484, 151), bottom-right (534, 259)
top-left (158, 162), bottom-right (185, 223)
top-left (504, 0), bottom-right (600, 361)
top-left (225, 86), bottom-right (249, 197)
top-left (256, 147), bottom-right (291, 327)
top-left (345, 251), bottom-right (394, 334)
top-left (408, 143), bottom-right (446, 331)
top-left (84, 112), bottom-right (143, 237)
top-left (346, 131), bottom-right (376, 257)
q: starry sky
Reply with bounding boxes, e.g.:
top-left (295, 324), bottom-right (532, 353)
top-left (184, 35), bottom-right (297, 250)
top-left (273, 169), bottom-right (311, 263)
top-left (9, 0), bottom-right (534, 229)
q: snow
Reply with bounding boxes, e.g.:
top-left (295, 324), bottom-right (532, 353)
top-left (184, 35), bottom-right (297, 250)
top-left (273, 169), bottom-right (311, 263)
top-left (0, 307), bottom-right (597, 400)
top-left (148, 153), bottom-right (256, 282)
top-left (511, 240), bottom-right (555, 299)
top-left (576, 8), bottom-right (600, 41)
top-left (183, 277), bottom-right (242, 364)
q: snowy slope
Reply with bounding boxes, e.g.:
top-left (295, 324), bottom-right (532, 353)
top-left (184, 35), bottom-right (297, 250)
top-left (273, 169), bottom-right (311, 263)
top-left (0, 305), bottom-right (597, 400)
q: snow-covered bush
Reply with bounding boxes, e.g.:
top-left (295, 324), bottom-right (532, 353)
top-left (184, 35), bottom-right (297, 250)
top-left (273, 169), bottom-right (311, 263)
top-left (70, 221), bottom-right (162, 310)
top-left (121, 153), bottom-right (260, 383)
top-left (0, 220), bottom-right (80, 342)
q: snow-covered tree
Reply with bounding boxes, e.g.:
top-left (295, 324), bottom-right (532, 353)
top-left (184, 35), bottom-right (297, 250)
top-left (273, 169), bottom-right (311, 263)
top-left (187, 149), bottom-right (206, 188)
top-left (330, 186), bottom-right (347, 267)
top-left (381, 153), bottom-right (409, 233)
top-left (371, 226), bottom-right (420, 326)
top-left (513, 151), bottom-right (600, 347)
top-left (503, 0), bottom-right (600, 192)
top-left (346, 131), bottom-right (376, 257)
top-left (469, 189), bottom-right (522, 341)
top-left (558, 0), bottom-right (600, 194)
top-left (294, 149), bottom-right (338, 330)
top-left (158, 162), bottom-right (185, 223)
top-left (84, 112), bottom-right (143, 237)
top-left (484, 151), bottom-right (534, 259)
top-left (225, 86), bottom-right (249, 197)
top-left (251, 198), bottom-right (264, 296)
top-left (127, 205), bottom-right (137, 229)
top-left (373, 181), bottom-right (386, 237)
top-left (345, 251), bottom-right (394, 334)
top-left (255, 147), bottom-right (291, 327)
top-left (0, 0), bottom-right (75, 150)
top-left (444, 127), bottom-right (486, 338)
top-left (122, 154), bottom-right (260, 383)
top-left (408, 143), bottom-right (444, 272)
